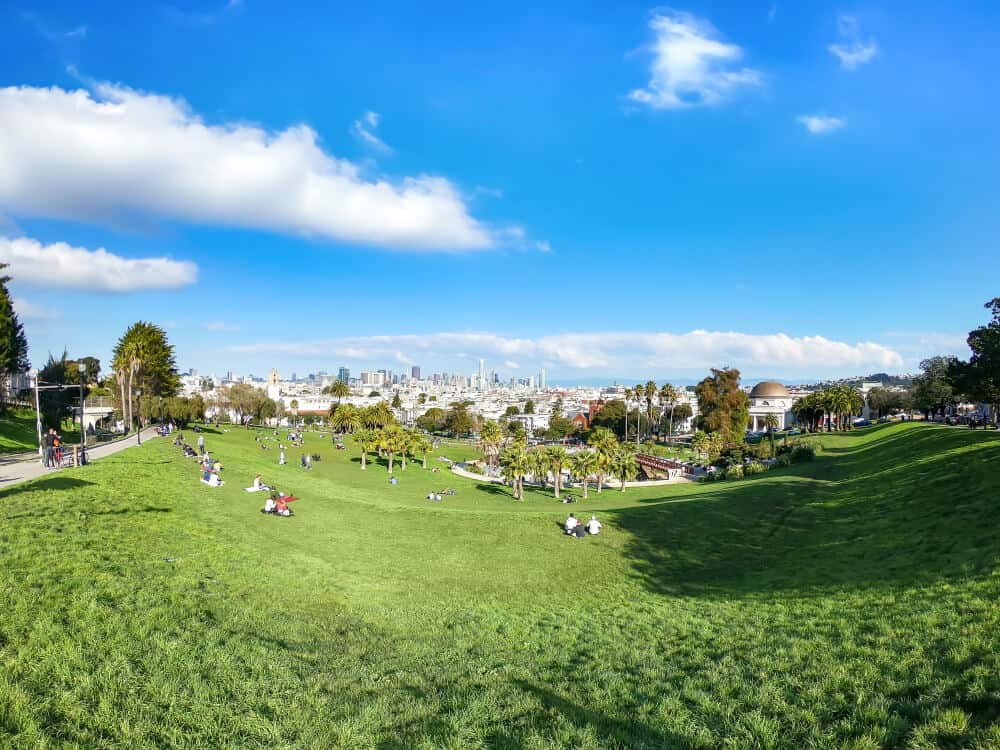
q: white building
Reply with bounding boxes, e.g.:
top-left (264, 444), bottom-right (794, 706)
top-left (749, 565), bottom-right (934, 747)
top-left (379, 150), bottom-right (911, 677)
top-left (747, 381), bottom-right (794, 431)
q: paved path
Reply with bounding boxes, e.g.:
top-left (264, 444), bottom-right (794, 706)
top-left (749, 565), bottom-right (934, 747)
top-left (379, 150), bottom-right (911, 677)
top-left (0, 428), bottom-right (161, 490)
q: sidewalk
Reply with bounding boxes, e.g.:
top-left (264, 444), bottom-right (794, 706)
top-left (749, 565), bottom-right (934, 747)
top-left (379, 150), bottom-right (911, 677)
top-left (0, 427), bottom-right (161, 490)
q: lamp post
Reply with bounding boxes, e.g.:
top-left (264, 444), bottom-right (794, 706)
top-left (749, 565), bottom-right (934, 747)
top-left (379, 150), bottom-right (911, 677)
top-left (31, 368), bottom-right (42, 461)
top-left (78, 363), bottom-right (87, 465)
top-left (136, 388), bottom-right (143, 445)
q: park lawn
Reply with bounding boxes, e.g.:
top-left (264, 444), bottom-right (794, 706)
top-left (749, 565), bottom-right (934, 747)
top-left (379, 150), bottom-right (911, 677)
top-left (1, 422), bottom-right (999, 748)
top-left (0, 410), bottom-right (81, 453)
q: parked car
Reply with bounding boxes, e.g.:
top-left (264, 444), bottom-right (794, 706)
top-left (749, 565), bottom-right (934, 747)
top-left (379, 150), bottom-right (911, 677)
top-left (853, 418), bottom-right (871, 427)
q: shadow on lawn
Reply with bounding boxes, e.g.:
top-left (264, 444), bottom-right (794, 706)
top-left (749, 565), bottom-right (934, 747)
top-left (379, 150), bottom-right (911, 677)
top-left (612, 426), bottom-right (1000, 598)
top-left (0, 475), bottom-right (95, 499)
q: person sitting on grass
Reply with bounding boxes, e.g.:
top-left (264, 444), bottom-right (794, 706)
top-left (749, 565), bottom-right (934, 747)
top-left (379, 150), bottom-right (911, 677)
top-left (262, 493), bottom-right (277, 514)
top-left (586, 515), bottom-right (602, 535)
top-left (564, 513), bottom-right (579, 534)
top-left (246, 473), bottom-right (270, 492)
top-left (275, 495), bottom-right (294, 516)
top-left (573, 523), bottom-right (587, 540)
top-left (201, 468), bottom-right (224, 487)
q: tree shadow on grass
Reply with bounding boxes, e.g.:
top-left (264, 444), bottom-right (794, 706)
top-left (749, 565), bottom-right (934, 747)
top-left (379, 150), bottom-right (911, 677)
top-left (611, 426), bottom-right (1000, 598)
top-left (0, 475), bottom-right (95, 499)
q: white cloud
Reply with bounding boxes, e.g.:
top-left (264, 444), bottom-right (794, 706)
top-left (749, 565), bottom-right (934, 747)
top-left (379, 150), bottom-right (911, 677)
top-left (535, 240), bottom-right (552, 253)
top-left (797, 114), bottom-right (845, 134)
top-left (352, 110), bottom-right (392, 153)
top-left (828, 15), bottom-right (878, 69)
top-left (628, 11), bottom-right (762, 110)
top-left (0, 82), bottom-right (498, 251)
top-left (165, 0), bottom-right (244, 26)
top-left (204, 321), bottom-right (239, 331)
top-left (504, 360), bottom-right (520, 369)
top-left (0, 236), bottom-right (197, 292)
top-left (64, 26), bottom-right (87, 38)
top-left (13, 297), bottom-right (59, 321)
top-left (227, 329), bottom-right (904, 376)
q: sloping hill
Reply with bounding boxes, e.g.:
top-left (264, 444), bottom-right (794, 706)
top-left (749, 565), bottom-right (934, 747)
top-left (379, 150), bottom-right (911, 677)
top-left (1, 422), bottom-right (998, 748)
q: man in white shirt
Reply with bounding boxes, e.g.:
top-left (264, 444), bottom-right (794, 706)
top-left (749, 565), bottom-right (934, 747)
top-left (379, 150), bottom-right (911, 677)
top-left (564, 513), bottom-right (578, 534)
top-left (586, 516), bottom-right (602, 535)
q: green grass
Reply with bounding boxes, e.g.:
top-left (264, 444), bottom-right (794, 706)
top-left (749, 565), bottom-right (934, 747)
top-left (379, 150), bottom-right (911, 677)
top-left (2, 422), bottom-right (999, 748)
top-left (0, 410), bottom-right (81, 453)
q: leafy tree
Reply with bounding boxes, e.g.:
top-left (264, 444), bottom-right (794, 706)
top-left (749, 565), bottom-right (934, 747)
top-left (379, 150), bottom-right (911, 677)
top-left (762, 413), bottom-right (780, 456)
top-left (911, 356), bottom-right (958, 418)
top-left (570, 450), bottom-right (598, 499)
top-left (692, 430), bottom-right (710, 461)
top-left (445, 402), bottom-right (476, 435)
top-left (643, 380), bottom-right (658, 439)
top-left (503, 405), bottom-right (520, 417)
top-left (417, 393), bottom-right (427, 405)
top-left (866, 387), bottom-right (910, 420)
top-left (38, 350), bottom-right (73, 429)
top-left (368, 390), bottom-right (380, 397)
top-left (415, 407), bottom-right (448, 432)
top-left (589, 399), bottom-right (628, 439)
top-left (543, 414), bottom-right (578, 441)
top-left (391, 392), bottom-right (402, 409)
top-left (111, 321), bottom-right (179, 429)
top-left (0, 263), bottom-right (29, 409)
top-left (948, 298), bottom-right (1000, 423)
top-left (527, 449), bottom-right (550, 490)
top-left (694, 368), bottom-right (749, 444)
top-left (411, 431), bottom-right (433, 469)
top-left (523, 400), bottom-right (535, 414)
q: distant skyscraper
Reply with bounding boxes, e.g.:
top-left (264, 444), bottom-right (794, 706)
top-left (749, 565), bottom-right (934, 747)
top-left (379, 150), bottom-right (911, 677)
top-left (540, 368), bottom-right (546, 390)
top-left (337, 367), bottom-right (350, 383)
top-left (411, 365), bottom-right (421, 380)
top-left (478, 358), bottom-right (486, 392)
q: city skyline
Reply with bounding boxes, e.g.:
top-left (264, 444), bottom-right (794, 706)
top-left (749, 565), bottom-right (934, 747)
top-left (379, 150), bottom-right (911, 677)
top-left (1, 2), bottom-right (993, 378)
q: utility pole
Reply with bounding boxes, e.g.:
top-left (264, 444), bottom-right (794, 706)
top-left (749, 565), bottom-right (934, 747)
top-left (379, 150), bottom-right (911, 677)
top-left (78, 363), bottom-right (87, 466)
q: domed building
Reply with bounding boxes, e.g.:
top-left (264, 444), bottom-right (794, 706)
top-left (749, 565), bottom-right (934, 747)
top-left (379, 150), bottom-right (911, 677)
top-left (748, 381), bottom-right (793, 432)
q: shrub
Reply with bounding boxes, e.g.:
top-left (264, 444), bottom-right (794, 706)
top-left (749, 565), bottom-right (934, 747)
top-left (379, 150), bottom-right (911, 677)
top-left (774, 454), bottom-right (792, 468)
top-left (745, 461), bottom-right (766, 475)
top-left (724, 464), bottom-right (744, 480)
top-left (790, 445), bottom-right (816, 463)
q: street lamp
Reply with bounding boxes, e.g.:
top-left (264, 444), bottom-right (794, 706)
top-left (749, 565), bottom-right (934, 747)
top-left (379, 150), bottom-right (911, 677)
top-left (77, 363), bottom-right (87, 465)
top-left (31, 368), bottom-right (42, 461)
top-left (136, 388), bottom-right (143, 445)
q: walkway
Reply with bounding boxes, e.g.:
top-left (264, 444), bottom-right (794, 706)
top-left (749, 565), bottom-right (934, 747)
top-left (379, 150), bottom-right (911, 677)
top-left (0, 428), bottom-right (161, 490)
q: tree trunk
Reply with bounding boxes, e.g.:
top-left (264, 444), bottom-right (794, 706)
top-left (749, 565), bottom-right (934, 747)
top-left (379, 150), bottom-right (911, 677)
top-left (422, 452), bottom-right (428, 469)
top-left (669, 405), bottom-right (675, 444)
top-left (402, 453), bottom-right (407, 470)
top-left (620, 474), bottom-right (627, 492)
top-left (388, 454), bottom-right (394, 473)
top-left (554, 470), bottom-right (560, 499)
top-left (361, 451), bottom-right (367, 470)
top-left (597, 473), bottom-right (603, 493)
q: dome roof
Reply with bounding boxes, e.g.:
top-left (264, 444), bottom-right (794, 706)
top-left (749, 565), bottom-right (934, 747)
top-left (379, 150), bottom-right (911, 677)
top-left (750, 380), bottom-right (790, 399)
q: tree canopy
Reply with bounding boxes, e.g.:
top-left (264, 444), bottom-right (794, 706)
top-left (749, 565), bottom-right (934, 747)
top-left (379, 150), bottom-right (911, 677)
top-left (694, 368), bottom-right (749, 444)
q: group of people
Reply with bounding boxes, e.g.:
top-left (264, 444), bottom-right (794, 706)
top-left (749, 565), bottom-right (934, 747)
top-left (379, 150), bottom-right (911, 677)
top-left (42, 428), bottom-right (64, 468)
top-left (261, 490), bottom-right (297, 517)
top-left (564, 513), bottom-right (601, 540)
top-left (426, 488), bottom-right (456, 501)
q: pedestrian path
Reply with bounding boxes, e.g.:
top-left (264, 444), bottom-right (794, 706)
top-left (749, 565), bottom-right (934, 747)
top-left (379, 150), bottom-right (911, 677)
top-left (0, 428), bottom-right (161, 491)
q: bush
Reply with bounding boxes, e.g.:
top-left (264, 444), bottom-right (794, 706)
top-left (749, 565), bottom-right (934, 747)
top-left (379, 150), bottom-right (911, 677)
top-left (745, 461), bottom-right (766, 475)
top-left (724, 464), bottom-right (744, 480)
top-left (790, 445), bottom-right (816, 463)
top-left (774, 454), bottom-right (792, 468)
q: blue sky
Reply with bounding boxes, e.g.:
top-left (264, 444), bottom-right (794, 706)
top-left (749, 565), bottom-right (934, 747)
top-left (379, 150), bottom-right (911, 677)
top-left (1, 0), bottom-right (996, 383)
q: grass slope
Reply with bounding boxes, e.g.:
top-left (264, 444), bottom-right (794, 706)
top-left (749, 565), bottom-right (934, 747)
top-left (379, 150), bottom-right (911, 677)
top-left (1, 423), bottom-right (999, 749)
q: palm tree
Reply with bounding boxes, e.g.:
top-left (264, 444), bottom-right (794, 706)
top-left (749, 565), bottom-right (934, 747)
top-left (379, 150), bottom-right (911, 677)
top-left (499, 439), bottom-right (529, 500)
top-left (331, 403), bottom-right (362, 434)
top-left (587, 426), bottom-right (617, 493)
top-left (546, 446), bottom-right (569, 499)
top-left (632, 386), bottom-right (643, 446)
top-left (355, 429), bottom-right (378, 470)
top-left (381, 425), bottom-right (406, 473)
top-left (692, 430), bottom-right (710, 461)
top-left (614, 445), bottom-right (638, 492)
top-left (570, 450), bottom-right (598, 499)
top-left (370, 400), bottom-right (395, 430)
top-left (644, 380), bottom-right (658, 440)
top-left (479, 420), bottom-right (504, 470)
top-left (527, 449), bottom-right (549, 491)
top-left (324, 379), bottom-right (350, 405)
top-left (762, 413), bottom-right (780, 456)
top-left (411, 432), bottom-right (432, 469)
top-left (659, 383), bottom-right (679, 443)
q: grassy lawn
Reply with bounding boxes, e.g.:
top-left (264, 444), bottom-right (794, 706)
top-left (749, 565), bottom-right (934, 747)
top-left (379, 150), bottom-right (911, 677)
top-left (0, 409), bottom-right (81, 454)
top-left (2, 422), bottom-right (999, 748)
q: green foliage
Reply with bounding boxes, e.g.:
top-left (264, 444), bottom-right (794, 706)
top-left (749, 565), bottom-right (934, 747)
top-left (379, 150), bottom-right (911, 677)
top-left (415, 407), bottom-right (447, 432)
top-left (745, 461), bottom-right (766, 475)
top-left (724, 463), bottom-right (744, 480)
top-left (0, 263), bottom-right (29, 406)
top-left (2, 423), bottom-right (1000, 747)
top-left (391, 392), bottom-right (402, 409)
top-left (790, 444), bottom-right (816, 463)
top-left (503, 404), bottom-right (519, 417)
top-left (523, 399), bottom-right (535, 414)
top-left (948, 297), bottom-right (1000, 420)
top-left (694, 368), bottom-right (750, 444)
top-left (911, 356), bottom-right (958, 417)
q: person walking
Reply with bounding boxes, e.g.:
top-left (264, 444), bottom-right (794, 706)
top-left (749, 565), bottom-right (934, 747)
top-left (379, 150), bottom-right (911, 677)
top-left (198, 434), bottom-right (205, 454)
top-left (43, 429), bottom-right (55, 468)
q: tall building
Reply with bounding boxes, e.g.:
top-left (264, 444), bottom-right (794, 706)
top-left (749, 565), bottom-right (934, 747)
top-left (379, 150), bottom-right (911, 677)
top-left (540, 368), bottom-right (546, 390)
top-left (478, 358), bottom-right (486, 392)
top-left (337, 367), bottom-right (350, 383)
top-left (411, 365), bottom-right (421, 380)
